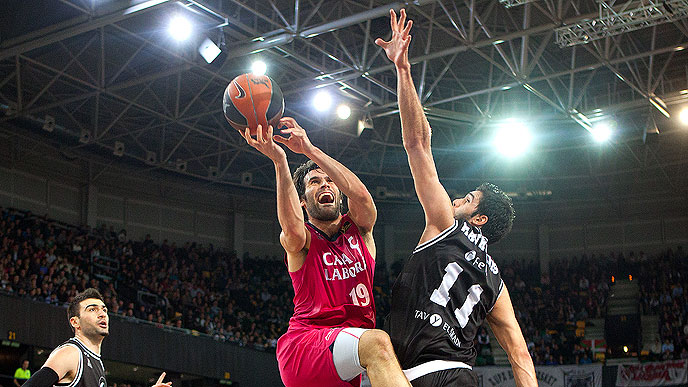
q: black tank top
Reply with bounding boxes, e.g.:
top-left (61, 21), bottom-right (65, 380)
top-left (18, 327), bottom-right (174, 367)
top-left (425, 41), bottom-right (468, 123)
top-left (53, 337), bottom-right (106, 387)
top-left (386, 220), bottom-right (504, 368)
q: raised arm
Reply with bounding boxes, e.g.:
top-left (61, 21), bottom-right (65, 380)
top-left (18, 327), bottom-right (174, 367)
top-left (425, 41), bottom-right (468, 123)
top-left (376, 9), bottom-right (455, 242)
top-left (487, 287), bottom-right (538, 387)
top-left (240, 126), bottom-right (306, 257)
top-left (275, 117), bottom-right (377, 234)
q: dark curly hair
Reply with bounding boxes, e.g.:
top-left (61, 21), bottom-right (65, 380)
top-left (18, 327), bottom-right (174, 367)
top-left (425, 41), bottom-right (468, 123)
top-left (67, 288), bottom-right (104, 331)
top-left (472, 182), bottom-right (515, 244)
top-left (292, 160), bottom-right (321, 201)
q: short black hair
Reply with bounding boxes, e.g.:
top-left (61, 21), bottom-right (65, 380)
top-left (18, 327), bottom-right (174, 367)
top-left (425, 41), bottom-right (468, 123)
top-left (292, 160), bottom-right (321, 201)
top-left (472, 182), bottom-right (515, 244)
top-left (68, 288), bottom-right (104, 329)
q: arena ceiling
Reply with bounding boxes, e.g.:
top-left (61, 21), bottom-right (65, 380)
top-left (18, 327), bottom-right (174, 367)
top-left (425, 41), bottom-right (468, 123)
top-left (1, 0), bottom-right (687, 204)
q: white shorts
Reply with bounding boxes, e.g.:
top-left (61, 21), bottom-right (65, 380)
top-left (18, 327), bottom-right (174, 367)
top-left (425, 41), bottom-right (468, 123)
top-left (332, 327), bottom-right (369, 381)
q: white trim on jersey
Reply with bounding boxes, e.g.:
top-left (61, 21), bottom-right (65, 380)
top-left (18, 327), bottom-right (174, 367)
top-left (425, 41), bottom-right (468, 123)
top-left (413, 220), bottom-right (459, 254)
top-left (51, 342), bottom-right (83, 387)
top-left (73, 337), bottom-right (101, 359)
top-left (487, 279), bottom-right (505, 314)
top-left (403, 360), bottom-right (472, 381)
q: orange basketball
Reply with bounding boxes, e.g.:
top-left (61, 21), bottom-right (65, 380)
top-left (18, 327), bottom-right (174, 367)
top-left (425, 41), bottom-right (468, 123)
top-left (222, 73), bottom-right (284, 137)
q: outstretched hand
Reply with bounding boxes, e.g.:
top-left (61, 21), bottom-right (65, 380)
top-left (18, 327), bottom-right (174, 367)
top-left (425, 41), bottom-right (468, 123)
top-left (152, 372), bottom-right (172, 387)
top-left (273, 117), bottom-right (315, 156)
top-left (375, 8), bottom-right (413, 69)
top-left (240, 125), bottom-right (286, 163)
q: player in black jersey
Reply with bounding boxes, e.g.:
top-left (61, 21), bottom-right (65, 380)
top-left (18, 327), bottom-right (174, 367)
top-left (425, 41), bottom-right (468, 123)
top-left (23, 288), bottom-right (171, 387)
top-left (376, 9), bottom-right (538, 387)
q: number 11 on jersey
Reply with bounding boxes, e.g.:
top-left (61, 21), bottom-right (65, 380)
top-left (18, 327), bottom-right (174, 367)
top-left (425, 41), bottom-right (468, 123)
top-left (430, 262), bottom-right (483, 328)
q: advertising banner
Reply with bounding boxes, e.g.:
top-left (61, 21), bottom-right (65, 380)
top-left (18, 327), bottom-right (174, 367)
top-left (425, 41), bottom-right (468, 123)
top-left (616, 360), bottom-right (688, 386)
top-left (476, 364), bottom-right (602, 387)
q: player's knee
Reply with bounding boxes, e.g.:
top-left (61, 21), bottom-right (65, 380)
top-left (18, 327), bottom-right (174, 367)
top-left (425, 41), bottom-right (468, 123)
top-left (359, 329), bottom-right (396, 367)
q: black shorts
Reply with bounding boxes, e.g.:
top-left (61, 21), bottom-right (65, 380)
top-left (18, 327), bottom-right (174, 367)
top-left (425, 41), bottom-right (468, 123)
top-left (411, 367), bottom-right (478, 387)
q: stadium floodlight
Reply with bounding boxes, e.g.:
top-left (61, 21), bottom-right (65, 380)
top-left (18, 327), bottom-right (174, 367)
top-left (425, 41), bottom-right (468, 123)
top-left (251, 60), bottom-right (267, 75)
top-left (591, 122), bottom-right (613, 143)
top-left (494, 119), bottom-right (532, 158)
top-left (679, 107), bottom-right (688, 125)
top-left (198, 38), bottom-right (221, 63)
top-left (313, 91), bottom-right (333, 112)
top-left (336, 104), bottom-right (351, 120)
top-left (168, 16), bottom-right (192, 41)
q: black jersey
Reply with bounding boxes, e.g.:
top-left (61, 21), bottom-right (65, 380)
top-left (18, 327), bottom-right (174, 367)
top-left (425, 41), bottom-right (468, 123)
top-left (387, 220), bottom-right (504, 369)
top-left (52, 337), bottom-right (106, 387)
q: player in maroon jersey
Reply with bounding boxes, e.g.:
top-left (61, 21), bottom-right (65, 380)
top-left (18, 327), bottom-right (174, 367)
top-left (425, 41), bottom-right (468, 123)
top-left (240, 117), bottom-right (410, 387)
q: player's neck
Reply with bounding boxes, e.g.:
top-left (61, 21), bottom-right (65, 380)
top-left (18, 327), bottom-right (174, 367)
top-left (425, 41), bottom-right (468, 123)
top-left (75, 333), bottom-right (103, 355)
top-left (308, 216), bottom-right (342, 238)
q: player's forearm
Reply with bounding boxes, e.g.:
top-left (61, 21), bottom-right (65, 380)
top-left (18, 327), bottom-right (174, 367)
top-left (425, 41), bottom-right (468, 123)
top-left (274, 157), bottom-right (304, 236)
top-left (396, 66), bottom-right (431, 150)
top-left (23, 368), bottom-right (59, 387)
top-left (509, 348), bottom-right (538, 387)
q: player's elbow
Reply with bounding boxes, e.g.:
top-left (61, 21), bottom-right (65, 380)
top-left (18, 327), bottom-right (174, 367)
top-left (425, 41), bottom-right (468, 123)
top-left (280, 230), bottom-right (306, 253)
top-left (402, 137), bottom-right (430, 151)
top-left (508, 346), bottom-right (533, 365)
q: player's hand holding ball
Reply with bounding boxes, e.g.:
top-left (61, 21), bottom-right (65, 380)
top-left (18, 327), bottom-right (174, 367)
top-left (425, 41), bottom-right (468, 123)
top-left (273, 117), bottom-right (315, 156)
top-left (240, 124), bottom-right (286, 163)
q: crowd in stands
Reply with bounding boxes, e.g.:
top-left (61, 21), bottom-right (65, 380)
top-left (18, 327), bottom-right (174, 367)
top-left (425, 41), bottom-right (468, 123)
top-left (636, 247), bottom-right (688, 360)
top-left (497, 256), bottom-right (610, 365)
top-left (0, 207), bottom-right (293, 350)
top-left (2, 205), bottom-right (686, 366)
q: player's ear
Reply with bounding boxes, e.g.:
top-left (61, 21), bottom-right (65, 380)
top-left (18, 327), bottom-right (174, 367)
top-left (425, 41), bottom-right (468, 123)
top-left (470, 214), bottom-right (488, 227)
top-left (70, 316), bottom-right (80, 331)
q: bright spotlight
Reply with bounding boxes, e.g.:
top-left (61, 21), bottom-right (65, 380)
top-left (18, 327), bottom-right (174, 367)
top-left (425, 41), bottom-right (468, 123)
top-left (168, 16), bottom-right (192, 41)
top-left (494, 119), bottom-right (532, 158)
top-left (591, 122), bottom-right (612, 143)
top-left (198, 38), bottom-right (221, 63)
top-left (679, 107), bottom-right (688, 125)
top-left (251, 60), bottom-right (267, 76)
top-left (313, 91), bottom-right (333, 112)
top-left (623, 346), bottom-right (629, 353)
top-left (336, 104), bottom-right (351, 120)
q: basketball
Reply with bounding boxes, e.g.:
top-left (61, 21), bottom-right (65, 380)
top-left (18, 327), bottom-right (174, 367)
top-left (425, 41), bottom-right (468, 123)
top-left (223, 73), bottom-right (284, 137)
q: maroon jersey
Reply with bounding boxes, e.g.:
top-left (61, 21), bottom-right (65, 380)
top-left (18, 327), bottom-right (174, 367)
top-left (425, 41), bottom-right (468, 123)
top-left (287, 213), bottom-right (376, 329)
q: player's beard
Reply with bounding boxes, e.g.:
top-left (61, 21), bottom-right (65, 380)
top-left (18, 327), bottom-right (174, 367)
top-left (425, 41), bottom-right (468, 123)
top-left (83, 321), bottom-right (109, 339)
top-left (305, 195), bottom-right (341, 221)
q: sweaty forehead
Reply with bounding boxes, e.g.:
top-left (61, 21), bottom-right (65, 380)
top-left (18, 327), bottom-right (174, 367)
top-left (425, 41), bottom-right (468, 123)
top-left (469, 190), bottom-right (483, 204)
top-left (81, 298), bottom-right (105, 309)
top-left (305, 168), bottom-right (328, 181)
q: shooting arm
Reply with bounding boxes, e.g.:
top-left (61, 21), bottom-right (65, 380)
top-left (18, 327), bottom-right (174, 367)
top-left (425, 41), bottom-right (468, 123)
top-left (274, 155), bottom-right (307, 254)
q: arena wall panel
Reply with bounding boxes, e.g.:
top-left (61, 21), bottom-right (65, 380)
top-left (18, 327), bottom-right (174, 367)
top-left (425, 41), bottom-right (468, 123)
top-left (48, 181), bottom-right (80, 215)
top-left (623, 220), bottom-right (662, 246)
top-left (549, 225), bottom-right (586, 252)
top-left (664, 217), bottom-right (688, 243)
top-left (127, 199), bottom-right (161, 227)
top-left (96, 193), bottom-right (125, 222)
top-left (196, 211), bottom-right (230, 239)
top-left (14, 172), bottom-right (46, 204)
top-left (159, 206), bottom-right (194, 232)
top-left (586, 223), bottom-right (625, 248)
